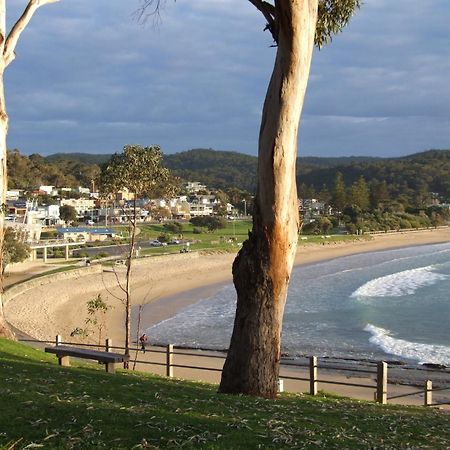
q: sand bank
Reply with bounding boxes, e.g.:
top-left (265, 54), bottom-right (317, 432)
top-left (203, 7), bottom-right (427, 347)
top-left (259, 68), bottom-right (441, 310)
top-left (6, 228), bottom-right (450, 407)
top-left (5, 228), bottom-right (449, 347)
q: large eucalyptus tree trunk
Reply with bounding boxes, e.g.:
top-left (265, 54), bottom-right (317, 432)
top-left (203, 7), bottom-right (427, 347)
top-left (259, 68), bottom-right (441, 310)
top-left (0, 0), bottom-right (59, 339)
top-left (0, 87), bottom-right (13, 338)
top-left (0, 3), bottom-right (13, 339)
top-left (219, 0), bottom-right (318, 398)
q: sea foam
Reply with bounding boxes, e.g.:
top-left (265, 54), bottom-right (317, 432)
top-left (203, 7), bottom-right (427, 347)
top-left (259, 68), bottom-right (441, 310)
top-left (351, 266), bottom-right (448, 298)
top-left (364, 324), bottom-right (450, 366)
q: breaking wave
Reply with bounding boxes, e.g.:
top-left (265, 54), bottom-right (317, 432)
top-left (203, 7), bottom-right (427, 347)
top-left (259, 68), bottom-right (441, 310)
top-left (364, 324), bottom-right (450, 366)
top-left (351, 266), bottom-right (448, 298)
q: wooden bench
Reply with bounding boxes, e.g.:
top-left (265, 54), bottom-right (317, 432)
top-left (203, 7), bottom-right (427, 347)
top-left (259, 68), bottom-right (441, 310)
top-left (45, 346), bottom-right (129, 374)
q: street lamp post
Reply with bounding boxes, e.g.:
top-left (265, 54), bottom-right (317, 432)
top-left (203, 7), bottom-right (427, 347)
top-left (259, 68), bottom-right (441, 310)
top-left (243, 199), bottom-right (247, 217)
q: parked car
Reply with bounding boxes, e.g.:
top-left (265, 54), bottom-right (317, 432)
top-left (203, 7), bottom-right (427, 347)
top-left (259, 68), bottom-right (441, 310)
top-left (149, 240), bottom-right (163, 247)
top-left (168, 239), bottom-right (181, 245)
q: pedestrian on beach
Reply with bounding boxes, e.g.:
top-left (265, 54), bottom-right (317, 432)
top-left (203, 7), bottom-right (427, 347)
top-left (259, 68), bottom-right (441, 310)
top-left (139, 333), bottom-right (148, 353)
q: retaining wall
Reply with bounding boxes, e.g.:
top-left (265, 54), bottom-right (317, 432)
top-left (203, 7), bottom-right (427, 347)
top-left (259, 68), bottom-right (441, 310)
top-left (3, 265), bottom-right (102, 305)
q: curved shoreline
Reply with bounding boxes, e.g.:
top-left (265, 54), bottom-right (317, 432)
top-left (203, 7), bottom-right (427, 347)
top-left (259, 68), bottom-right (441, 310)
top-left (140, 229), bottom-right (450, 332)
top-left (5, 228), bottom-right (450, 347)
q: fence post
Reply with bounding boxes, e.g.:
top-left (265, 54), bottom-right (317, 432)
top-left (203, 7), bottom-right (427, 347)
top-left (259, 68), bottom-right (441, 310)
top-left (166, 344), bottom-right (174, 378)
top-left (105, 338), bottom-right (112, 353)
top-left (56, 335), bottom-right (62, 346)
top-left (424, 380), bottom-right (432, 407)
top-left (376, 361), bottom-right (387, 404)
top-left (310, 356), bottom-right (318, 396)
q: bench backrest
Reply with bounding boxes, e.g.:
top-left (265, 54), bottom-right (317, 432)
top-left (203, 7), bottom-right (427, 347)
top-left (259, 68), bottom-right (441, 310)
top-left (45, 346), bottom-right (129, 363)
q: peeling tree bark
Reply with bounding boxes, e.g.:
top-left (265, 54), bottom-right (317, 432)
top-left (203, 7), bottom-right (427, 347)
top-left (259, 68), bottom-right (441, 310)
top-left (219, 0), bottom-right (318, 398)
top-left (0, 0), bottom-right (59, 339)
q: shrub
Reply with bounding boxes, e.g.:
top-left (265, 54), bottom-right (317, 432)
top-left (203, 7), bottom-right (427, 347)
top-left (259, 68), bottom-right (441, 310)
top-left (158, 233), bottom-right (172, 243)
top-left (74, 251), bottom-right (89, 258)
top-left (53, 249), bottom-right (64, 258)
top-left (163, 222), bottom-right (183, 234)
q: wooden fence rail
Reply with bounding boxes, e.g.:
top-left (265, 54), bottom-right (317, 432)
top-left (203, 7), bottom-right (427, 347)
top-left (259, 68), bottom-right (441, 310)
top-left (23, 335), bottom-right (450, 408)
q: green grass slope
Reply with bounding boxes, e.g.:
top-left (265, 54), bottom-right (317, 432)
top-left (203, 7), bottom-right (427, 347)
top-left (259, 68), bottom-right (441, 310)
top-left (1, 339), bottom-right (449, 449)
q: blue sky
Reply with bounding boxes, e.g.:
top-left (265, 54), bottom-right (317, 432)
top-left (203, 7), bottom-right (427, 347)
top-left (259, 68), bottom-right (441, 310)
top-left (5, 0), bottom-right (450, 157)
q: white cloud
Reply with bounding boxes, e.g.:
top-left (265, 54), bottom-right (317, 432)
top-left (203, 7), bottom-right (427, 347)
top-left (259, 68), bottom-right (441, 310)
top-left (4, 0), bottom-right (450, 157)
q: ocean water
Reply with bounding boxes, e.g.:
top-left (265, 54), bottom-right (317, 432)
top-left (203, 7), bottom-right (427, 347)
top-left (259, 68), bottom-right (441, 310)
top-left (147, 242), bottom-right (450, 366)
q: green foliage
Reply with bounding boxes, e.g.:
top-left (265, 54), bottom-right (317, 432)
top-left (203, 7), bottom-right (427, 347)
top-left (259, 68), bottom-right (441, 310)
top-left (213, 190), bottom-right (229, 217)
top-left (8, 149), bottom-right (450, 209)
top-left (1, 339), bottom-right (450, 449)
top-left (302, 216), bottom-right (333, 235)
top-left (7, 149), bottom-right (100, 189)
top-left (73, 250), bottom-right (89, 258)
top-left (99, 144), bottom-right (178, 200)
top-left (157, 232), bottom-right (172, 243)
top-left (164, 148), bottom-right (257, 192)
top-left (59, 204), bottom-right (77, 224)
top-left (190, 216), bottom-right (227, 232)
top-left (349, 176), bottom-right (370, 211)
top-left (331, 171), bottom-right (347, 212)
top-left (52, 249), bottom-right (64, 259)
top-left (315, 0), bottom-right (362, 48)
top-left (2, 227), bottom-right (30, 274)
top-left (163, 221), bottom-right (183, 234)
top-left (299, 150), bottom-right (450, 207)
top-left (71, 294), bottom-right (111, 344)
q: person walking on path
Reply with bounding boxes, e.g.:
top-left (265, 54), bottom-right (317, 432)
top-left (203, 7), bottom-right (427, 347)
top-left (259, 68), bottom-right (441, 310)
top-left (139, 333), bottom-right (148, 353)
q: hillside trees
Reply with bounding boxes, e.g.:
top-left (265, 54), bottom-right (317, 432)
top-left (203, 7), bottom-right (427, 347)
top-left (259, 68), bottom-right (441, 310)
top-left (349, 176), bottom-right (370, 210)
top-left (0, 0), bottom-right (60, 339)
top-left (331, 172), bottom-right (346, 213)
top-left (99, 144), bottom-right (177, 358)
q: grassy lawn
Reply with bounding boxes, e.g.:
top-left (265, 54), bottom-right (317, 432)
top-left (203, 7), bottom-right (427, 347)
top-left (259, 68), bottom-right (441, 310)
top-left (137, 221), bottom-right (366, 256)
top-left (137, 221), bottom-right (252, 255)
top-left (1, 339), bottom-right (449, 449)
top-left (5, 265), bottom-right (81, 290)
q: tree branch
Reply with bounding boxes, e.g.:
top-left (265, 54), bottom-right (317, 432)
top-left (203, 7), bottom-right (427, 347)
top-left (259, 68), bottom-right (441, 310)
top-left (4, 0), bottom-right (59, 67)
top-left (247, 0), bottom-right (278, 43)
top-left (135, 0), bottom-right (164, 24)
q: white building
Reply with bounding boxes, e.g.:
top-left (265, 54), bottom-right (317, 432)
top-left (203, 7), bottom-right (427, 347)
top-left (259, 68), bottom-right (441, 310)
top-left (78, 187), bottom-right (91, 195)
top-left (60, 198), bottom-right (95, 217)
top-left (6, 190), bottom-right (22, 201)
top-left (39, 185), bottom-right (58, 196)
top-left (185, 181), bottom-right (207, 193)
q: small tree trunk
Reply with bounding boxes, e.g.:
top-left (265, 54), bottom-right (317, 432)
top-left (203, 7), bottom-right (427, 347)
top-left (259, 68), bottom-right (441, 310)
top-left (124, 200), bottom-right (137, 359)
top-left (219, 0), bottom-right (318, 398)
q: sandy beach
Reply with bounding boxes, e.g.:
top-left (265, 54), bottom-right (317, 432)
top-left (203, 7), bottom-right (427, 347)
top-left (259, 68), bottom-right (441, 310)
top-left (5, 227), bottom-right (450, 347)
top-left (4, 228), bottom-right (450, 407)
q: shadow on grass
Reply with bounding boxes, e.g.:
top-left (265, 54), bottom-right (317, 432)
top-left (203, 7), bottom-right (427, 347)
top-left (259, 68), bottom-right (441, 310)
top-left (2, 339), bottom-right (450, 449)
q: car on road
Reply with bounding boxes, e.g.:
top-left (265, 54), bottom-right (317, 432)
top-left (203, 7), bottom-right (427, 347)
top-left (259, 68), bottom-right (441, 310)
top-left (149, 240), bottom-right (163, 247)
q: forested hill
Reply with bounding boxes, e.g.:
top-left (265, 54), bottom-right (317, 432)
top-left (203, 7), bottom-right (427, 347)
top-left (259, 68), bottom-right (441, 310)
top-left (299, 149), bottom-right (450, 200)
top-left (163, 149), bottom-right (258, 192)
top-left (7, 148), bottom-right (450, 202)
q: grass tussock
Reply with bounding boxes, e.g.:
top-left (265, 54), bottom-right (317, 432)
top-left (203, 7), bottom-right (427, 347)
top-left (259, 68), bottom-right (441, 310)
top-left (1, 338), bottom-right (449, 449)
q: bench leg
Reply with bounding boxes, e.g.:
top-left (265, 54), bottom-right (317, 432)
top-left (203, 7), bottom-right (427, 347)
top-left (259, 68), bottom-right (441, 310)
top-left (58, 355), bottom-right (70, 367)
top-left (105, 362), bottom-right (116, 374)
